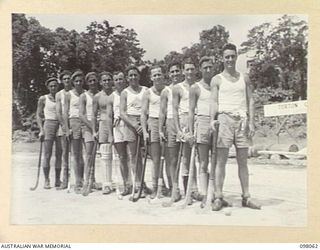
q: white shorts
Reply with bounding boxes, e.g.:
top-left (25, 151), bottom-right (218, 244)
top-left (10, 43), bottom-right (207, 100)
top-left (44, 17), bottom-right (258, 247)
top-left (113, 119), bottom-right (126, 143)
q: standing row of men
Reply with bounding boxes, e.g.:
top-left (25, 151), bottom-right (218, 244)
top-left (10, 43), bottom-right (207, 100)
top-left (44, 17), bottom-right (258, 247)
top-left (36, 43), bottom-right (261, 210)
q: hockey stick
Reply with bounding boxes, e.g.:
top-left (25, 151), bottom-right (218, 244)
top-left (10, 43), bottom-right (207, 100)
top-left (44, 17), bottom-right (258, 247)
top-left (132, 137), bottom-right (149, 202)
top-left (82, 139), bottom-right (98, 196)
top-left (180, 129), bottom-right (197, 209)
top-left (67, 137), bottom-right (73, 193)
top-left (162, 142), bottom-right (184, 207)
top-left (129, 135), bottom-right (141, 201)
top-left (113, 145), bottom-right (124, 200)
top-left (30, 139), bottom-right (43, 191)
top-left (147, 139), bottom-right (166, 205)
top-left (156, 140), bottom-right (166, 199)
top-left (200, 122), bottom-right (219, 209)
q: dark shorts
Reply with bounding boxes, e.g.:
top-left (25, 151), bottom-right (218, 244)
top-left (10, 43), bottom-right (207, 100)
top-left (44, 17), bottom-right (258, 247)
top-left (217, 113), bottom-right (249, 148)
top-left (44, 120), bottom-right (59, 140)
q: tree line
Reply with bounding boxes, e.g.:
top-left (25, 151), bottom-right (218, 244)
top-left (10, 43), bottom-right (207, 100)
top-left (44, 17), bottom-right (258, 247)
top-left (12, 14), bottom-right (307, 131)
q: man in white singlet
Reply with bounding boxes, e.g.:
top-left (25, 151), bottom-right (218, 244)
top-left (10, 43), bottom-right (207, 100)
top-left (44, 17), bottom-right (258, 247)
top-left (172, 58), bottom-right (200, 204)
top-left (36, 77), bottom-right (62, 189)
top-left (56, 70), bottom-right (72, 190)
top-left (141, 65), bottom-right (167, 199)
top-left (120, 65), bottom-right (151, 199)
top-left (210, 43), bottom-right (261, 211)
top-left (112, 71), bottom-right (131, 196)
top-left (79, 72), bottom-right (99, 192)
top-left (159, 61), bottom-right (183, 203)
top-left (64, 71), bottom-right (85, 193)
top-left (92, 72), bottom-right (114, 195)
top-left (189, 56), bottom-right (215, 206)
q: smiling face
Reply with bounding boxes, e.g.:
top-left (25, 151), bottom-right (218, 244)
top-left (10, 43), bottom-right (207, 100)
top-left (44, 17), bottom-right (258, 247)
top-left (86, 74), bottom-right (98, 92)
top-left (127, 69), bottom-right (140, 87)
top-left (200, 60), bottom-right (214, 82)
top-left (183, 63), bottom-right (196, 82)
top-left (100, 74), bottom-right (113, 92)
top-left (47, 80), bottom-right (58, 95)
top-left (169, 65), bottom-right (182, 84)
top-left (113, 72), bottom-right (126, 92)
top-left (223, 49), bottom-right (237, 70)
top-left (150, 67), bottom-right (164, 89)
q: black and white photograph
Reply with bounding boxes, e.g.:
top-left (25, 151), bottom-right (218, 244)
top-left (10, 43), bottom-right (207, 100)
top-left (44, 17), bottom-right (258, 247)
top-left (11, 13), bottom-right (308, 227)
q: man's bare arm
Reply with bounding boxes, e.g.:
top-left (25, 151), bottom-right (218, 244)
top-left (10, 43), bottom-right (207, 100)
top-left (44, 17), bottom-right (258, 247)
top-left (189, 84), bottom-right (199, 135)
top-left (141, 89), bottom-right (150, 140)
top-left (172, 85), bottom-right (181, 133)
top-left (92, 94), bottom-right (99, 138)
top-left (79, 94), bottom-right (92, 129)
top-left (63, 93), bottom-right (71, 137)
top-left (120, 90), bottom-right (137, 130)
top-left (210, 76), bottom-right (220, 129)
top-left (36, 96), bottom-right (45, 138)
top-left (159, 89), bottom-right (168, 141)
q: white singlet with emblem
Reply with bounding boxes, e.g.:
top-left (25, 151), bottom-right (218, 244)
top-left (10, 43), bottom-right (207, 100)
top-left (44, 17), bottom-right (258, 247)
top-left (125, 86), bottom-right (147, 116)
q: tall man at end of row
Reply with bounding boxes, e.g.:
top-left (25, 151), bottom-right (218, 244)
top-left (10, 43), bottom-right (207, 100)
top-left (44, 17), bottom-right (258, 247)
top-left (210, 43), bottom-right (261, 210)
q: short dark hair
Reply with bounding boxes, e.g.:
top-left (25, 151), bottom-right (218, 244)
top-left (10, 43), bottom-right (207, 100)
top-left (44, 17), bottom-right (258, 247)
top-left (125, 65), bottom-right (140, 76)
top-left (182, 58), bottom-right (196, 69)
top-left (113, 71), bottom-right (124, 77)
top-left (71, 70), bottom-right (84, 81)
top-left (45, 77), bottom-right (58, 86)
top-left (99, 71), bottom-right (113, 80)
top-left (59, 70), bottom-right (72, 81)
top-left (85, 72), bottom-right (98, 82)
top-left (199, 56), bottom-right (213, 67)
top-left (149, 64), bottom-right (164, 75)
top-left (168, 61), bottom-right (182, 72)
top-left (222, 43), bottom-right (237, 54)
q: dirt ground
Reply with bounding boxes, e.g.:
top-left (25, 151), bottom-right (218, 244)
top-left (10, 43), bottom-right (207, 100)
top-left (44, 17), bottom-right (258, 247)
top-left (11, 137), bottom-right (307, 226)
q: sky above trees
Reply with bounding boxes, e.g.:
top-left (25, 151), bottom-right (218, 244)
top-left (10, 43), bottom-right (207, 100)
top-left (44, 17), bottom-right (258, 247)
top-left (26, 14), bottom-right (307, 64)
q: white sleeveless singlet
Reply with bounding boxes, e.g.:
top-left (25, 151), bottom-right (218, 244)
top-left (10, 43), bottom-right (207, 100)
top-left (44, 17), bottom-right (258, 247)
top-left (85, 91), bottom-right (93, 121)
top-left (166, 86), bottom-right (173, 119)
top-left (125, 86), bottom-right (147, 116)
top-left (112, 91), bottom-right (121, 119)
top-left (196, 81), bottom-right (211, 116)
top-left (69, 90), bottom-right (81, 118)
top-left (218, 73), bottom-right (247, 117)
top-left (178, 82), bottom-right (189, 115)
top-left (148, 88), bottom-right (161, 118)
top-left (44, 95), bottom-right (57, 120)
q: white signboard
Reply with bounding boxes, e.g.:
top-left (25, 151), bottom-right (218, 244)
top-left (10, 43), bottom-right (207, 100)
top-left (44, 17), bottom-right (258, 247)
top-left (264, 100), bottom-right (307, 117)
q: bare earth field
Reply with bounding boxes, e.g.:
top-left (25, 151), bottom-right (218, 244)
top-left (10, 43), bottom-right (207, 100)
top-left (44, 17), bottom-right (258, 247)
top-left (11, 139), bottom-right (306, 226)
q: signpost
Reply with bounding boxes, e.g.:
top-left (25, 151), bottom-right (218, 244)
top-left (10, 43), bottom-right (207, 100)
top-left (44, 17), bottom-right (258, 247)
top-left (263, 100), bottom-right (307, 144)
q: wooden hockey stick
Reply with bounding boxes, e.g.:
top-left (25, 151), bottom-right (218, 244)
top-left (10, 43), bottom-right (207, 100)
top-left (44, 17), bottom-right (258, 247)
top-left (200, 122), bottom-right (219, 209)
top-left (30, 140), bottom-right (43, 191)
top-left (82, 139), bottom-right (98, 196)
top-left (162, 142), bottom-right (184, 207)
top-left (129, 135), bottom-right (141, 201)
top-left (132, 137), bottom-right (149, 202)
